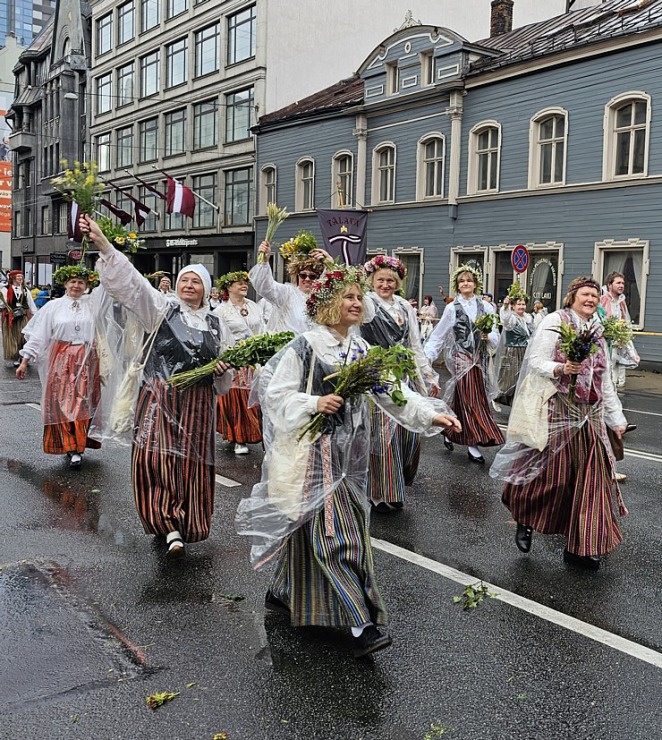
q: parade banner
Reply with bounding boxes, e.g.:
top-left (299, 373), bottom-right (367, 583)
top-left (0, 98), bottom-right (12, 233)
top-left (316, 208), bottom-right (368, 265)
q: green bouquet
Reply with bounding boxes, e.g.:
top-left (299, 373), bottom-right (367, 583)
top-left (549, 321), bottom-right (600, 404)
top-left (601, 317), bottom-right (633, 348)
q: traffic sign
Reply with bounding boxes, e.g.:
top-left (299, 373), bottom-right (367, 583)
top-left (511, 245), bottom-right (529, 274)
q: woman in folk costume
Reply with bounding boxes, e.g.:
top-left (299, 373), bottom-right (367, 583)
top-left (1, 269), bottom-right (38, 365)
top-left (236, 265), bottom-right (459, 658)
top-left (418, 294), bottom-right (438, 341)
top-left (80, 215), bottom-right (233, 559)
top-left (16, 266), bottom-right (103, 468)
top-left (490, 277), bottom-right (628, 570)
top-left (424, 264), bottom-right (504, 463)
top-left (495, 288), bottom-right (533, 406)
top-left (248, 239), bottom-right (326, 335)
top-left (599, 271), bottom-right (639, 390)
top-left (360, 255), bottom-right (440, 512)
top-left (213, 271), bottom-right (264, 455)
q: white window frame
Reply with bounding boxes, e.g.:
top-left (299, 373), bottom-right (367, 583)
top-left (295, 157), bottom-right (315, 212)
top-left (416, 132), bottom-right (445, 201)
top-left (260, 164), bottom-right (277, 215)
top-left (392, 246), bottom-right (424, 306)
top-left (331, 150), bottom-right (354, 208)
top-left (371, 142), bottom-right (396, 205)
top-left (467, 121), bottom-right (501, 195)
top-left (528, 107), bottom-right (568, 189)
top-left (593, 238), bottom-right (649, 329)
top-left (603, 91), bottom-right (651, 182)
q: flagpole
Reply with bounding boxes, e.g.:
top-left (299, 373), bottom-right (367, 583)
top-left (150, 165), bottom-right (220, 212)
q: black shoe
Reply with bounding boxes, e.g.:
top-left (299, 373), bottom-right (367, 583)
top-left (467, 450), bottom-right (485, 464)
top-left (443, 436), bottom-right (454, 451)
top-left (264, 590), bottom-right (290, 616)
top-left (563, 549), bottom-right (600, 570)
top-left (353, 625), bottom-right (393, 659)
top-left (370, 501), bottom-right (392, 514)
top-left (390, 501), bottom-right (404, 510)
top-left (515, 523), bottom-right (533, 553)
top-left (624, 424), bottom-right (637, 434)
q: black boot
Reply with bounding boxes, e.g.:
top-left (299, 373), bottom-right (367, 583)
top-left (353, 626), bottom-right (393, 658)
top-left (563, 550), bottom-right (600, 570)
top-left (515, 523), bottom-right (533, 553)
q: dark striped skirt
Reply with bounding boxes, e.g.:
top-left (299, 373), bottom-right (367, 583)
top-left (269, 477), bottom-right (387, 628)
top-left (217, 369), bottom-right (262, 444)
top-left (502, 395), bottom-right (624, 557)
top-left (367, 402), bottom-right (420, 504)
top-left (43, 341), bottom-right (102, 455)
top-left (496, 346), bottom-right (526, 406)
top-left (2, 312), bottom-right (30, 361)
top-left (131, 378), bottom-right (216, 542)
top-left (446, 358), bottom-right (504, 447)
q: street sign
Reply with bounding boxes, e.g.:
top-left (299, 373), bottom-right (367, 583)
top-left (67, 249), bottom-right (83, 261)
top-left (511, 244), bottom-right (529, 274)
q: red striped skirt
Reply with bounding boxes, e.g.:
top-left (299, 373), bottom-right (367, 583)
top-left (131, 378), bottom-right (216, 542)
top-left (502, 395), bottom-right (624, 557)
top-left (217, 368), bottom-right (262, 444)
top-left (43, 341), bottom-right (102, 455)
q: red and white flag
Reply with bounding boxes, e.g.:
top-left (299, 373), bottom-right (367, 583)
top-left (123, 191), bottom-right (154, 226)
top-left (166, 177), bottom-right (195, 218)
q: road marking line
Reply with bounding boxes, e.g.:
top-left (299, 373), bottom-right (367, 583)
top-left (215, 474), bottom-right (242, 488)
top-left (371, 537), bottom-right (662, 670)
top-left (25, 403), bottom-right (41, 411)
top-left (623, 408), bottom-right (662, 418)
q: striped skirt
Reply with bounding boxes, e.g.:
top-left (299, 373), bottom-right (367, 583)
top-left (2, 312), bottom-right (30, 361)
top-left (43, 341), bottom-right (102, 455)
top-left (496, 346), bottom-right (526, 407)
top-left (502, 395), bottom-right (624, 557)
top-left (269, 477), bottom-right (387, 628)
top-left (132, 378), bottom-right (216, 542)
top-left (367, 402), bottom-right (420, 504)
top-left (446, 359), bottom-right (504, 447)
top-left (217, 369), bottom-right (262, 444)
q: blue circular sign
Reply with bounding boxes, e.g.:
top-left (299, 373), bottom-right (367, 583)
top-left (512, 245), bottom-right (529, 274)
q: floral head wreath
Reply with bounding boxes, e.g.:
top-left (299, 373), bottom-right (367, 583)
top-left (215, 270), bottom-right (249, 293)
top-left (279, 230), bottom-right (318, 261)
top-left (506, 282), bottom-right (530, 304)
top-left (305, 264), bottom-right (367, 321)
top-left (363, 254), bottom-right (407, 280)
top-left (451, 264), bottom-right (483, 295)
top-left (286, 255), bottom-right (325, 279)
top-left (53, 265), bottom-right (100, 288)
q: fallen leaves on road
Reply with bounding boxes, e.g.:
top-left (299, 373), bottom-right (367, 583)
top-left (452, 581), bottom-right (496, 611)
top-left (146, 691), bottom-right (180, 710)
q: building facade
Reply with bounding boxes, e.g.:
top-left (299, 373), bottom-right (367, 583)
top-left (252, 0), bottom-right (662, 363)
top-left (0, 0), bottom-right (55, 48)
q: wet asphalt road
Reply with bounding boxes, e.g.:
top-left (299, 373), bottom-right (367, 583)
top-left (0, 365), bottom-right (661, 740)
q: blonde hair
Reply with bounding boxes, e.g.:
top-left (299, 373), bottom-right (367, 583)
top-left (367, 268), bottom-right (402, 291)
top-left (314, 283), bottom-right (364, 326)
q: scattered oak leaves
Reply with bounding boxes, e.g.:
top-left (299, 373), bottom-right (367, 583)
top-left (146, 691), bottom-right (180, 710)
top-left (424, 723), bottom-right (455, 739)
top-left (452, 581), bottom-right (496, 611)
top-left (213, 734), bottom-right (229, 740)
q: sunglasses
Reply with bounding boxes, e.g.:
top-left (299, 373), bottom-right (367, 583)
top-left (298, 272), bottom-right (317, 280)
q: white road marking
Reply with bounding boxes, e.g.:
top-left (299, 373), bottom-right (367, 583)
top-left (622, 408), bottom-right (662, 418)
top-left (215, 474), bottom-right (242, 488)
top-left (371, 537), bottom-right (662, 670)
top-left (25, 403), bottom-right (41, 411)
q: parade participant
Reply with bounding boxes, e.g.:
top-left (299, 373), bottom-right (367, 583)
top-left (424, 264), bottom-right (504, 463)
top-left (361, 255), bottom-right (440, 511)
top-left (532, 300), bottom-right (547, 330)
top-left (15, 266), bottom-right (102, 468)
top-left (495, 289), bottom-right (533, 406)
top-left (213, 270), bottom-right (264, 455)
top-left (599, 271), bottom-right (639, 390)
top-left (1, 270), bottom-right (38, 365)
top-left (80, 215), bottom-right (233, 559)
top-left (248, 240), bottom-right (326, 335)
top-left (158, 276), bottom-right (174, 295)
top-left (209, 286), bottom-right (222, 310)
top-left (490, 277), bottom-right (627, 570)
top-left (236, 264), bottom-right (460, 658)
top-left (419, 294), bottom-right (438, 341)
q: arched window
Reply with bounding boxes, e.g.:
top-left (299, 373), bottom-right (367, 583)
top-left (371, 143), bottom-right (396, 204)
top-left (529, 108), bottom-right (568, 188)
top-left (332, 152), bottom-right (354, 207)
top-left (260, 165), bottom-right (276, 215)
top-left (416, 133), bottom-right (445, 200)
top-left (603, 92), bottom-right (651, 181)
top-left (468, 121), bottom-right (501, 194)
top-left (296, 158), bottom-right (315, 211)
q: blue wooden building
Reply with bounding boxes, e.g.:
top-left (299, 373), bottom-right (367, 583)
top-left (253, 0), bottom-right (662, 363)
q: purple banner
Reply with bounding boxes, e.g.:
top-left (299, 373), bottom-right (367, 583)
top-left (316, 208), bottom-right (368, 265)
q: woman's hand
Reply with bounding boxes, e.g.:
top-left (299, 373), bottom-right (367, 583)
top-left (429, 384), bottom-right (440, 399)
top-left (503, 296), bottom-right (511, 307)
top-left (310, 248), bottom-right (332, 262)
top-left (78, 214), bottom-right (112, 252)
top-left (433, 414), bottom-right (461, 433)
top-left (317, 394), bottom-right (344, 414)
top-left (481, 331), bottom-right (489, 341)
top-left (257, 240), bottom-right (271, 258)
top-left (563, 360), bottom-right (583, 375)
top-left (15, 358), bottom-right (29, 380)
top-left (214, 361), bottom-right (231, 376)
top-left (611, 425), bottom-right (626, 439)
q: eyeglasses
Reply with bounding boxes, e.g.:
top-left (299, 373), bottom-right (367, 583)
top-left (298, 272), bottom-right (317, 280)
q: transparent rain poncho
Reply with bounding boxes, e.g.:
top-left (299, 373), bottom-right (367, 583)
top-left (493, 306), bottom-right (533, 405)
top-left (213, 297), bottom-right (264, 391)
top-left (489, 309), bottom-right (628, 494)
top-left (235, 326), bottom-right (454, 567)
top-left (248, 262), bottom-right (316, 335)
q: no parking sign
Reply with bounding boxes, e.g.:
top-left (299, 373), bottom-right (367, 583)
top-left (511, 245), bottom-right (529, 274)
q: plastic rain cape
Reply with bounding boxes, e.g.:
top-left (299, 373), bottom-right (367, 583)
top-left (492, 307), bottom-right (533, 405)
top-left (235, 327), bottom-right (454, 567)
top-left (489, 309), bottom-right (626, 487)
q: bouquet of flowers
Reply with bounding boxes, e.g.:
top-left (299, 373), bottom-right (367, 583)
top-left (168, 331), bottom-right (295, 389)
top-left (474, 312), bottom-right (497, 354)
top-left (298, 344), bottom-right (418, 441)
top-left (279, 230), bottom-right (318, 261)
top-left (601, 317), bottom-right (633, 348)
top-left (549, 321), bottom-right (600, 404)
top-left (506, 282), bottom-right (529, 303)
top-left (258, 203), bottom-right (290, 263)
top-left (97, 216), bottom-right (145, 255)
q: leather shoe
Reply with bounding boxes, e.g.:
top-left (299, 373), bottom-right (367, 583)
top-left (624, 424), bottom-right (637, 434)
top-left (563, 549), bottom-right (600, 570)
top-left (370, 501), bottom-right (392, 514)
top-left (467, 450), bottom-right (485, 464)
top-left (264, 590), bottom-right (290, 616)
top-left (443, 436), bottom-right (454, 451)
top-left (515, 523), bottom-right (533, 553)
top-left (353, 625), bottom-right (393, 658)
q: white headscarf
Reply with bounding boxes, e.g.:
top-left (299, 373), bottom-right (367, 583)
top-left (175, 264), bottom-right (212, 306)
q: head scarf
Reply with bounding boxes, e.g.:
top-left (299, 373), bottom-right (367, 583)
top-left (176, 264), bottom-right (212, 306)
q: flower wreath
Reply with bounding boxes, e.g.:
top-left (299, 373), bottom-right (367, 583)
top-left (53, 265), bottom-right (100, 288)
top-left (305, 264), bottom-right (367, 320)
top-left (279, 230), bottom-right (318, 261)
top-left (451, 263), bottom-right (483, 295)
top-left (215, 270), bottom-right (249, 293)
top-left (506, 282), bottom-right (530, 304)
top-left (363, 254), bottom-right (407, 280)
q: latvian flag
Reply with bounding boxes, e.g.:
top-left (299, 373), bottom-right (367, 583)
top-left (166, 176), bottom-right (196, 218)
top-left (68, 201), bottom-right (83, 242)
top-left (124, 191), bottom-right (153, 227)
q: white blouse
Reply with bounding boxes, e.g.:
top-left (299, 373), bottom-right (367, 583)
top-left (248, 262), bottom-right (314, 335)
top-left (424, 295), bottom-right (499, 362)
top-left (213, 298), bottom-right (263, 342)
